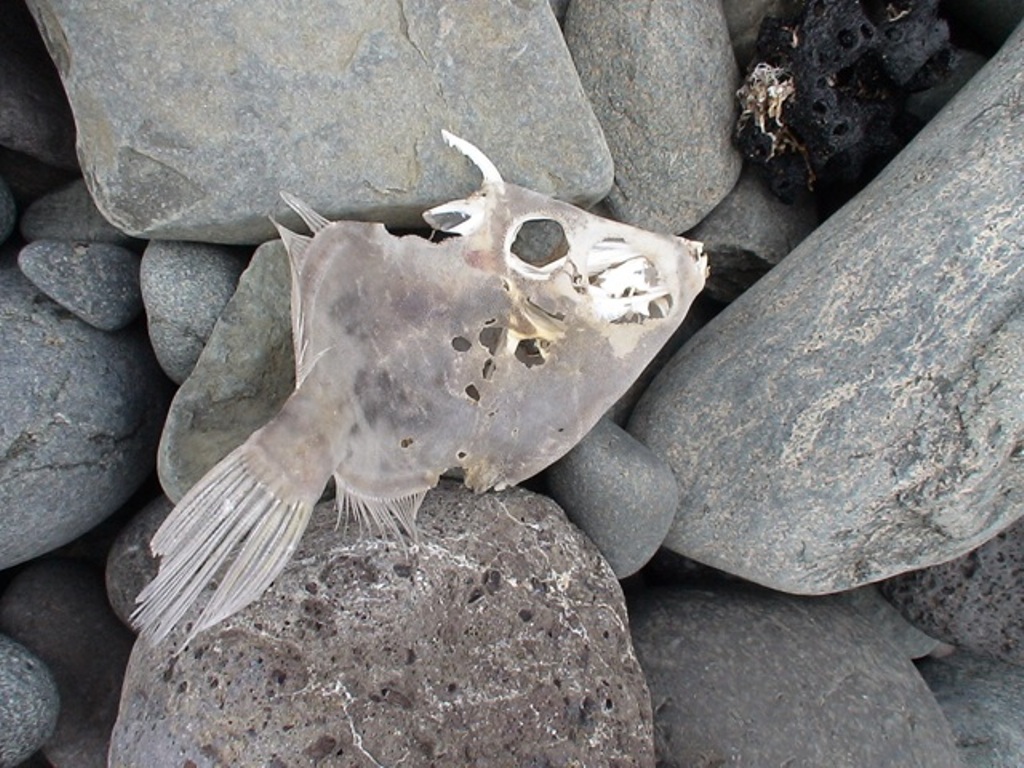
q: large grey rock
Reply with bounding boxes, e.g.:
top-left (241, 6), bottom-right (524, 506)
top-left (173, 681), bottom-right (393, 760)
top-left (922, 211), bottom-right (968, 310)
top-left (918, 651), bottom-right (1024, 767)
top-left (629, 22), bottom-right (1024, 594)
top-left (686, 163), bottom-right (817, 302)
top-left (0, 0), bottom-right (77, 170)
top-left (157, 240), bottom-right (292, 502)
top-left (565, 0), bottom-right (742, 234)
top-left (26, 0), bottom-right (612, 244)
top-left (139, 240), bottom-right (248, 384)
top-left (630, 586), bottom-right (963, 767)
top-left (880, 518), bottom-right (1024, 665)
top-left (547, 417), bottom-right (679, 578)
top-left (0, 559), bottom-right (135, 768)
top-left (0, 634), bottom-right (59, 768)
top-left (17, 239), bottom-right (143, 331)
top-left (838, 585), bottom-right (942, 660)
top-left (0, 268), bottom-right (171, 569)
top-left (19, 179), bottom-right (139, 247)
top-left (110, 483), bottom-right (655, 767)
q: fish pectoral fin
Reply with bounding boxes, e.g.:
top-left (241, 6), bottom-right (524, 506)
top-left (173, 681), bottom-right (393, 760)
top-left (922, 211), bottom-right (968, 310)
top-left (334, 474), bottom-right (427, 544)
top-left (132, 442), bottom-right (314, 648)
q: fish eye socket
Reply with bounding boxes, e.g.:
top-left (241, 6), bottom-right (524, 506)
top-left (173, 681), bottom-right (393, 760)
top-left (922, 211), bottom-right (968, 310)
top-left (508, 218), bottom-right (569, 268)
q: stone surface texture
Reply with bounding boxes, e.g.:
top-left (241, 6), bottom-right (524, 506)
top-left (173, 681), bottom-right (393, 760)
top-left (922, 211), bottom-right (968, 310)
top-left (110, 483), bottom-right (655, 767)
top-left (19, 179), bottom-right (139, 247)
top-left (0, 633), bottom-right (59, 768)
top-left (565, 0), bottom-right (742, 233)
top-left (630, 586), bottom-right (963, 767)
top-left (139, 240), bottom-right (248, 383)
top-left (686, 164), bottom-right (817, 302)
top-left (157, 240), bottom-right (292, 502)
top-left (17, 239), bottom-right (143, 331)
top-left (105, 495), bottom-right (172, 630)
top-left (880, 518), bottom-right (1024, 665)
top-left (721, 0), bottom-right (804, 69)
top-left (918, 651), bottom-right (1024, 767)
top-left (25, 0), bottom-right (612, 243)
top-left (0, 559), bottom-right (135, 768)
top-left (629, 24), bottom-right (1024, 593)
top-left (0, 176), bottom-right (15, 243)
top-left (0, 267), bottom-right (171, 570)
top-left (547, 416), bottom-right (679, 578)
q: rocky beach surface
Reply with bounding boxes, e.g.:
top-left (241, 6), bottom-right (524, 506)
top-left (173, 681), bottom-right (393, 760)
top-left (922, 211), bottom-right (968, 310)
top-left (1, 0), bottom-right (1021, 766)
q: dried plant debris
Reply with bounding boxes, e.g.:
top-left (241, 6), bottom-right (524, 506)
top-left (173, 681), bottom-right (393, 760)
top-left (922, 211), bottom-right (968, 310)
top-left (133, 131), bottom-right (707, 647)
top-left (735, 0), bottom-right (956, 202)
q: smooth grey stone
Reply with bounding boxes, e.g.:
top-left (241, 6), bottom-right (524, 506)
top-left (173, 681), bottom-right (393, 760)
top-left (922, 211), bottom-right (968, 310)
top-left (0, 0), bottom-right (77, 170)
top-left (630, 586), bottom-right (963, 767)
top-left (105, 495), bottom-right (172, 630)
top-left (547, 417), bottom-right (679, 578)
top-left (880, 518), bottom-right (1024, 665)
top-left (0, 268), bottom-right (171, 569)
top-left (0, 559), bottom-right (134, 768)
top-left (722, 0), bottom-right (804, 69)
top-left (25, 0), bottom-right (612, 244)
top-left (110, 483), bottom-right (655, 766)
top-left (838, 585), bottom-right (942, 660)
top-left (687, 164), bottom-right (818, 303)
top-left (944, 0), bottom-right (1024, 49)
top-left (157, 241), bottom-right (292, 502)
top-left (17, 239), bottom-right (142, 331)
top-left (0, 175), bottom-right (14, 244)
top-left (139, 240), bottom-right (248, 383)
top-left (19, 180), bottom-right (139, 248)
top-left (565, 0), bottom-right (742, 234)
top-left (0, 634), bottom-right (59, 768)
top-left (918, 651), bottom-right (1024, 767)
top-left (907, 49), bottom-right (989, 124)
top-left (629, 21), bottom-right (1024, 594)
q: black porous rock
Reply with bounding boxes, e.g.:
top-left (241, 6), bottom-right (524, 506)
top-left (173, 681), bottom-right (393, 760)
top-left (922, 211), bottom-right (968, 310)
top-left (110, 483), bottom-right (655, 767)
top-left (880, 518), bottom-right (1024, 665)
top-left (630, 586), bottom-right (963, 767)
top-left (17, 239), bottom-right (143, 331)
top-left (0, 559), bottom-right (135, 768)
top-left (0, 634), bottom-right (59, 768)
top-left (735, 0), bottom-right (956, 202)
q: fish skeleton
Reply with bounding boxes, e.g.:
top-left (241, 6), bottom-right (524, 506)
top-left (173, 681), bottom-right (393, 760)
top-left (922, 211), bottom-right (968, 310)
top-left (133, 131), bottom-right (707, 646)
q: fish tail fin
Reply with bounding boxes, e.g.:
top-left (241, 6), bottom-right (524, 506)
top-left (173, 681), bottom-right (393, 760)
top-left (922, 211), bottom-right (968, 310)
top-left (333, 474), bottom-right (426, 545)
top-left (133, 441), bottom-right (314, 647)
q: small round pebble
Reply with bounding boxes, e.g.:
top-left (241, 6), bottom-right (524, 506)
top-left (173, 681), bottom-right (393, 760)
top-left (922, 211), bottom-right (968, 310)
top-left (0, 634), bottom-right (59, 768)
top-left (105, 495), bottom-right (172, 629)
top-left (18, 239), bottom-right (143, 331)
top-left (547, 416), bottom-right (679, 577)
top-left (19, 179), bottom-right (139, 248)
top-left (0, 175), bottom-right (15, 245)
top-left (139, 240), bottom-right (248, 383)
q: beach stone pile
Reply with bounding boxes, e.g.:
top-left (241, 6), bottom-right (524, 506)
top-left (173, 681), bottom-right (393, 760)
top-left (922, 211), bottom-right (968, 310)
top-left (0, 0), bottom-right (1021, 766)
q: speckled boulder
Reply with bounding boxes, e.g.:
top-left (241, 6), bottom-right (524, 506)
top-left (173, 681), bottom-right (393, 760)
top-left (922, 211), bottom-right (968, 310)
top-left (629, 21), bottom-right (1024, 594)
top-left (157, 240), bottom-right (292, 502)
top-left (110, 483), bottom-right (655, 767)
top-left (0, 267), bottom-right (171, 569)
top-left (880, 518), bottom-right (1024, 665)
top-left (139, 240), bottom-right (248, 384)
top-left (565, 0), bottom-right (742, 233)
top-left (0, 634), bottom-right (59, 768)
top-left (0, 559), bottom-right (135, 768)
top-left (629, 586), bottom-right (963, 767)
top-left (25, 0), bottom-right (611, 243)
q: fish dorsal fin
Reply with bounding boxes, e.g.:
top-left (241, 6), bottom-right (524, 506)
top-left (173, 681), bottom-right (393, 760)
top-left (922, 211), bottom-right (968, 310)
top-left (279, 191), bottom-right (331, 233)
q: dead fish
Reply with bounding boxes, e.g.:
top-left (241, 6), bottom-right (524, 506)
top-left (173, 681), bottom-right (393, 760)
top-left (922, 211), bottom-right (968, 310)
top-left (133, 131), bottom-right (707, 645)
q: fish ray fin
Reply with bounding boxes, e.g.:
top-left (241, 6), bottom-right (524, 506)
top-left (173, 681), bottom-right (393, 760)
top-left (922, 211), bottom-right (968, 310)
top-left (279, 191), bottom-right (331, 233)
top-left (132, 443), bottom-right (314, 647)
top-left (334, 474), bottom-right (427, 545)
top-left (271, 217), bottom-right (312, 262)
